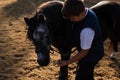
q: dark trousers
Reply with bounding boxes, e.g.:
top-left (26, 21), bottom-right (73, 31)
top-left (75, 62), bottom-right (97, 80)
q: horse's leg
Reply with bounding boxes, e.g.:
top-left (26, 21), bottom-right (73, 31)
top-left (59, 50), bottom-right (71, 80)
top-left (109, 36), bottom-right (118, 59)
top-left (110, 18), bottom-right (119, 59)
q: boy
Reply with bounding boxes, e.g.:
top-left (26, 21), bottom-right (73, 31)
top-left (57, 0), bottom-right (104, 80)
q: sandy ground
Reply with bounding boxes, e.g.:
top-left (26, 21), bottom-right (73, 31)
top-left (0, 0), bottom-right (120, 80)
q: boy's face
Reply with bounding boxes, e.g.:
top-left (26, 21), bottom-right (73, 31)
top-left (69, 13), bottom-right (85, 22)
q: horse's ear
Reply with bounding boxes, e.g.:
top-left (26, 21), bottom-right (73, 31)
top-left (38, 14), bottom-right (46, 23)
top-left (24, 17), bottom-right (30, 26)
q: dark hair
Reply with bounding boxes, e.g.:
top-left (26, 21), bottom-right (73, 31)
top-left (62, 0), bottom-right (85, 18)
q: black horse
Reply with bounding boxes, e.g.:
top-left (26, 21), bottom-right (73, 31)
top-left (24, 0), bottom-right (120, 80)
top-left (24, 1), bottom-right (73, 80)
top-left (91, 1), bottom-right (120, 58)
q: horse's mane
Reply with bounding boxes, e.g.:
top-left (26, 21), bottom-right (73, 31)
top-left (27, 1), bottom-right (64, 41)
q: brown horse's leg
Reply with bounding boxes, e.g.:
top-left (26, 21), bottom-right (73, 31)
top-left (110, 18), bottom-right (119, 59)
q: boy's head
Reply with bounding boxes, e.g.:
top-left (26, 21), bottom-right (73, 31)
top-left (62, 0), bottom-right (85, 19)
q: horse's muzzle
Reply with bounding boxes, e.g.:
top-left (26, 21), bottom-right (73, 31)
top-left (37, 52), bottom-right (50, 66)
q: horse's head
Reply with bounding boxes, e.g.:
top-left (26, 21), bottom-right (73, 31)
top-left (24, 14), bottom-right (50, 66)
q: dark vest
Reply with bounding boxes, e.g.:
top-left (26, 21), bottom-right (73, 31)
top-left (73, 9), bottom-right (104, 63)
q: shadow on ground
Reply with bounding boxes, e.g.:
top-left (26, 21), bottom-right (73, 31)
top-left (1, 0), bottom-right (50, 18)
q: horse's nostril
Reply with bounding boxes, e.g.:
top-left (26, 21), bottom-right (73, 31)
top-left (37, 53), bottom-right (44, 60)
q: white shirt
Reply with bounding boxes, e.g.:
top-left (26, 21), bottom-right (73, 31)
top-left (80, 28), bottom-right (95, 50)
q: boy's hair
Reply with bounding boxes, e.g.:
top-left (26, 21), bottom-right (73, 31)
top-left (62, 0), bottom-right (85, 18)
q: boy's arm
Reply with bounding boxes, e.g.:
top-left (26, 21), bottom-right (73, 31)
top-left (57, 49), bottom-right (89, 66)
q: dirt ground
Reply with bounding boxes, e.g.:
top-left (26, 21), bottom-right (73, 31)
top-left (0, 0), bottom-right (120, 80)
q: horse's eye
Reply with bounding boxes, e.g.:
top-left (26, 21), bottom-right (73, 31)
top-left (33, 33), bottom-right (39, 39)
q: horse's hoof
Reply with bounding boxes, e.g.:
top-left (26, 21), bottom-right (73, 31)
top-left (110, 53), bottom-right (117, 59)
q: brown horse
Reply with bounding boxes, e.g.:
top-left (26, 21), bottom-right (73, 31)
top-left (91, 1), bottom-right (120, 59)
